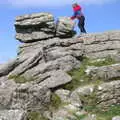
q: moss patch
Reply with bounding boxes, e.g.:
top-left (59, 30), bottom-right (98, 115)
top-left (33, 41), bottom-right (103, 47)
top-left (87, 56), bottom-right (116, 67)
top-left (74, 114), bottom-right (87, 120)
top-left (8, 75), bottom-right (35, 83)
top-left (49, 93), bottom-right (62, 110)
top-left (63, 66), bottom-right (90, 91)
top-left (27, 111), bottom-right (48, 120)
top-left (73, 105), bottom-right (120, 120)
top-left (95, 105), bottom-right (120, 120)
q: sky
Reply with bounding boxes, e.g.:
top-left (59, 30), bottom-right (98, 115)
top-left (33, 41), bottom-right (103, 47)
top-left (0, 0), bottom-right (120, 63)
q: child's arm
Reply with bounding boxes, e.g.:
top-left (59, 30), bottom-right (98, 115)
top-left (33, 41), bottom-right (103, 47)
top-left (71, 11), bottom-right (77, 20)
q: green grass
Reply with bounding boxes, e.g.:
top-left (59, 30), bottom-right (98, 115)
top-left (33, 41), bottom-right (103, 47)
top-left (8, 75), bottom-right (35, 83)
top-left (63, 56), bottom-right (116, 91)
top-left (27, 111), bottom-right (48, 120)
top-left (63, 66), bottom-right (90, 91)
top-left (49, 93), bottom-right (62, 110)
top-left (27, 94), bottom-right (62, 120)
top-left (96, 105), bottom-right (120, 120)
top-left (73, 105), bottom-right (120, 120)
top-left (87, 56), bottom-right (116, 67)
top-left (74, 114), bottom-right (87, 120)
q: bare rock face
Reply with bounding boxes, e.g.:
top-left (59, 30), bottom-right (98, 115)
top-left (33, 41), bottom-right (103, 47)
top-left (11, 83), bottom-right (51, 111)
top-left (0, 110), bottom-right (26, 120)
top-left (15, 13), bottom-right (75, 43)
top-left (56, 17), bottom-right (75, 37)
top-left (15, 12), bottom-right (54, 26)
top-left (86, 63), bottom-right (120, 81)
top-left (70, 80), bottom-right (120, 108)
top-left (15, 13), bottom-right (55, 42)
top-left (97, 80), bottom-right (120, 106)
top-left (39, 70), bottom-right (72, 89)
top-left (79, 31), bottom-right (120, 58)
top-left (0, 59), bottom-right (18, 77)
top-left (8, 37), bottom-right (83, 83)
top-left (0, 77), bottom-right (16, 109)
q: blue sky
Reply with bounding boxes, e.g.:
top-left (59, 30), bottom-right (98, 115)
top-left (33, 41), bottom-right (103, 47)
top-left (0, 0), bottom-right (120, 63)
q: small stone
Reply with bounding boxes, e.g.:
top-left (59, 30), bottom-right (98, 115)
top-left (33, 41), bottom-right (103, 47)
top-left (112, 116), bottom-right (120, 120)
top-left (98, 86), bottom-right (102, 90)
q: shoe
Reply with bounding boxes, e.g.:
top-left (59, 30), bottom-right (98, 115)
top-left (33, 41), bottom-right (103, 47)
top-left (80, 33), bottom-right (87, 36)
top-left (72, 34), bottom-right (79, 38)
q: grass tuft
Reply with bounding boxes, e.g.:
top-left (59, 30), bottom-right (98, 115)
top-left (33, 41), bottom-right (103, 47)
top-left (73, 105), bottom-right (120, 120)
top-left (63, 56), bottom-right (116, 91)
top-left (49, 93), bottom-right (62, 110)
top-left (27, 111), bottom-right (48, 120)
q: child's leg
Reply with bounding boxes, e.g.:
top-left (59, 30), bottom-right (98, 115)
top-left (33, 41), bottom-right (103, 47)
top-left (80, 16), bottom-right (87, 33)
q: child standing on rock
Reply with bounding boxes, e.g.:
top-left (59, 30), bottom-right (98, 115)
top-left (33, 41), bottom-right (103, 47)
top-left (71, 3), bottom-right (87, 34)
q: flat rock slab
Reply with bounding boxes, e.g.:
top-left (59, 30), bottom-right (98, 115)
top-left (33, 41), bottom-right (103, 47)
top-left (15, 13), bottom-right (76, 42)
top-left (15, 12), bottom-right (54, 26)
top-left (0, 110), bottom-right (26, 120)
top-left (39, 70), bottom-right (72, 88)
top-left (86, 63), bottom-right (120, 81)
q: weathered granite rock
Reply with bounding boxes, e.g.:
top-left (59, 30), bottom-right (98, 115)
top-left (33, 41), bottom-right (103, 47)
top-left (56, 17), bottom-right (75, 37)
top-left (111, 54), bottom-right (120, 62)
top-left (38, 70), bottom-right (72, 89)
top-left (0, 59), bottom-right (18, 77)
top-left (70, 80), bottom-right (120, 107)
top-left (52, 107), bottom-right (75, 120)
top-left (16, 31), bottom-right (54, 43)
top-left (52, 103), bottom-right (82, 120)
top-left (11, 83), bottom-right (51, 111)
top-left (9, 50), bottom-right (43, 76)
top-left (0, 110), bottom-right (26, 120)
top-left (8, 37), bottom-right (82, 81)
top-left (79, 31), bottom-right (120, 58)
top-left (15, 13), bottom-right (75, 42)
top-left (86, 64), bottom-right (120, 81)
top-left (55, 89), bottom-right (70, 103)
top-left (70, 85), bottom-right (94, 105)
top-left (15, 12), bottom-right (55, 42)
top-left (15, 12), bottom-right (54, 26)
top-left (0, 77), bottom-right (16, 109)
top-left (96, 80), bottom-right (120, 106)
top-left (18, 37), bottom-right (84, 62)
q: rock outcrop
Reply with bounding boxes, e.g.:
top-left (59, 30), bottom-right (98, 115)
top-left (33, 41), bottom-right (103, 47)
top-left (81, 31), bottom-right (120, 58)
top-left (15, 13), bottom-right (75, 42)
top-left (0, 12), bottom-right (120, 120)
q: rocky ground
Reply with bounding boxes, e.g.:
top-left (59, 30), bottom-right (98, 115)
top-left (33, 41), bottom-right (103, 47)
top-left (0, 12), bottom-right (120, 120)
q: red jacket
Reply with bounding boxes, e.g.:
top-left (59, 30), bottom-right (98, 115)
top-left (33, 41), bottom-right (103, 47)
top-left (73, 5), bottom-right (81, 12)
top-left (71, 5), bottom-right (83, 20)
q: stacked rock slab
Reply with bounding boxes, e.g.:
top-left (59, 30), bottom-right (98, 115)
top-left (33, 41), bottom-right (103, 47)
top-left (10, 12), bottom-right (82, 84)
top-left (15, 13), bottom-right (55, 42)
top-left (79, 31), bottom-right (120, 59)
top-left (15, 12), bottom-right (75, 42)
